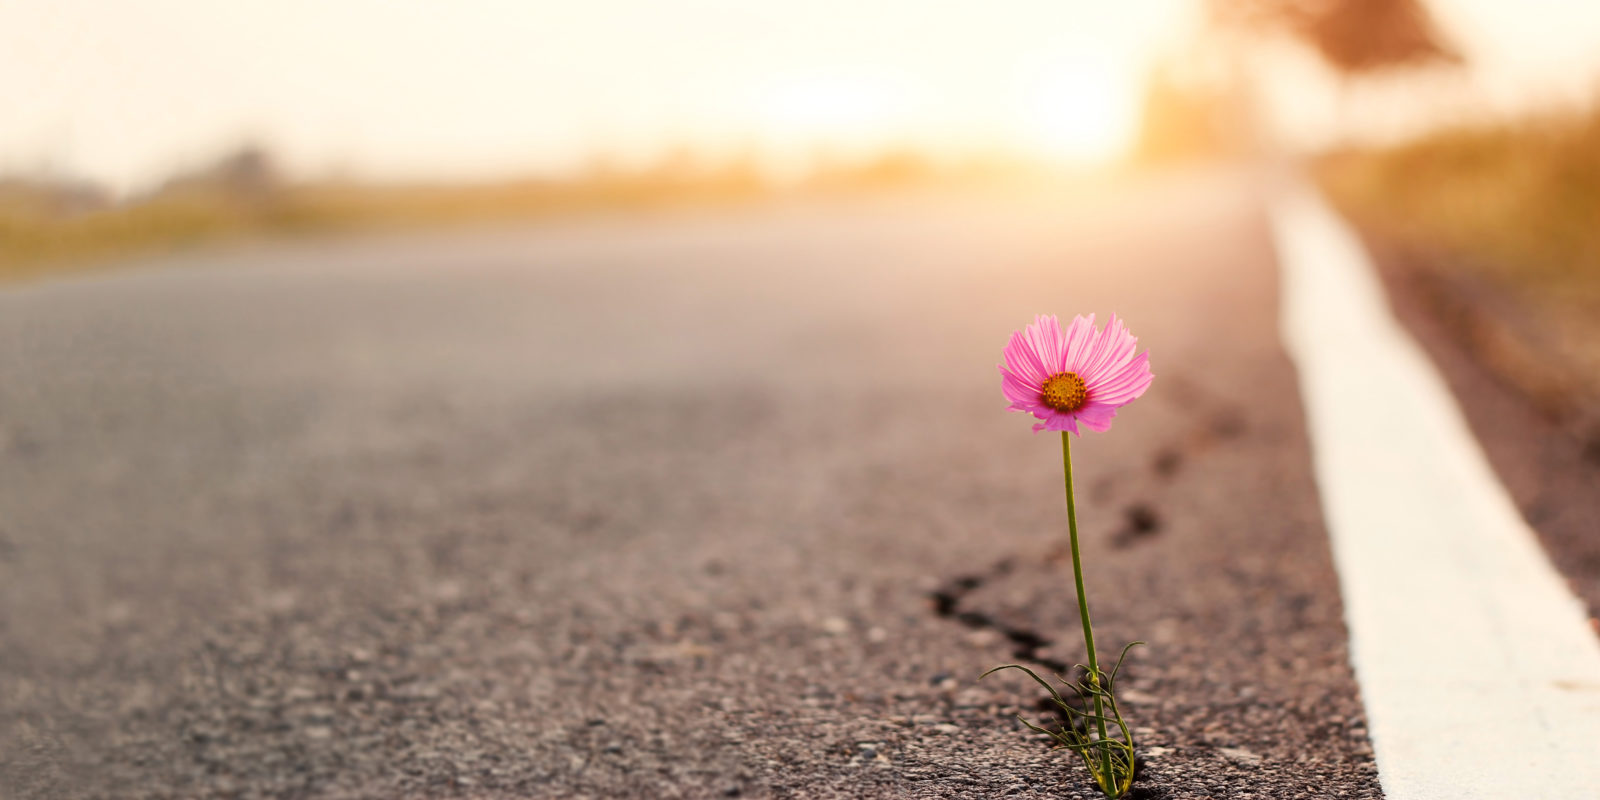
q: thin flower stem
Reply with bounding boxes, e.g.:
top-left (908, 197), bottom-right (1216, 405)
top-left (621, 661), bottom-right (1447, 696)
top-left (1061, 432), bottom-right (1113, 789)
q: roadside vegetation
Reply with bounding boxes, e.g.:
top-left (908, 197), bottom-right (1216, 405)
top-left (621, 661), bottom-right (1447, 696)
top-left (0, 148), bottom-right (759, 282)
top-left (0, 146), bottom-right (1042, 284)
top-left (1319, 105), bottom-right (1600, 422)
top-left (1320, 108), bottom-right (1600, 294)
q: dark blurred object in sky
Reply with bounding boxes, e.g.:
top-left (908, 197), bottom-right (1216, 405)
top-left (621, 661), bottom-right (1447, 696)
top-left (1134, 0), bottom-right (1468, 165)
top-left (1210, 0), bottom-right (1461, 75)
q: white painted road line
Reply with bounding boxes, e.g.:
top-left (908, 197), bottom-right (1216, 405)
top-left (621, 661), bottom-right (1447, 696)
top-left (1272, 183), bottom-right (1600, 799)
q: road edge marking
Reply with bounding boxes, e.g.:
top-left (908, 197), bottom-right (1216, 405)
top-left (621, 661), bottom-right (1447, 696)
top-left (1271, 181), bottom-right (1600, 799)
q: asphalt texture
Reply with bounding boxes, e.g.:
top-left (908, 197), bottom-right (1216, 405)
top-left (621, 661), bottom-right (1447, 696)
top-left (0, 170), bottom-right (1383, 799)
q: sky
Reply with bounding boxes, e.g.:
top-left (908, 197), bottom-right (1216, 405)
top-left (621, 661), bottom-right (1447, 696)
top-left (1259, 0), bottom-right (1600, 150)
top-left (3, 1), bottom-right (1599, 193)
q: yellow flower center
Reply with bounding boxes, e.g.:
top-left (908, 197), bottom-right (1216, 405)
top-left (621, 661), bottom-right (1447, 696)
top-left (1040, 371), bottom-right (1088, 412)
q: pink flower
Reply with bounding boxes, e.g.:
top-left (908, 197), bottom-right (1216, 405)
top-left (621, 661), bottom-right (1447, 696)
top-left (999, 314), bottom-right (1154, 434)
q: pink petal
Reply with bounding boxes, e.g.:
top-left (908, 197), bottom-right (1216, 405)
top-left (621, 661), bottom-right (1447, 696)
top-left (1045, 315), bottom-right (1070, 372)
top-left (999, 313), bottom-right (1154, 434)
top-left (1063, 314), bottom-right (1096, 372)
top-left (1033, 410), bottom-right (1079, 434)
top-left (1094, 353), bottom-right (1150, 392)
top-left (1026, 315), bottom-right (1063, 374)
top-left (1000, 367), bottom-right (1043, 405)
top-left (1002, 330), bottom-right (1049, 385)
top-left (1081, 318), bottom-right (1138, 385)
top-left (1074, 402), bottom-right (1119, 432)
top-left (1084, 315), bottom-right (1136, 381)
top-left (1089, 352), bottom-right (1154, 406)
top-left (1076, 314), bottom-right (1121, 381)
top-left (1104, 368), bottom-right (1155, 404)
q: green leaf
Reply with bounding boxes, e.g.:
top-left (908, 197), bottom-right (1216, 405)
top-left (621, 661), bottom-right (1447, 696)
top-left (980, 663), bottom-right (1066, 707)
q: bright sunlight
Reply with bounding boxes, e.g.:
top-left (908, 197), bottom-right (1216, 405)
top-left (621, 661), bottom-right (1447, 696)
top-left (1017, 57), bottom-right (1139, 163)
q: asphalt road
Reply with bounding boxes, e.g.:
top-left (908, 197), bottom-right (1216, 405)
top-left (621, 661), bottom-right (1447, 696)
top-left (1, 170), bottom-right (1382, 799)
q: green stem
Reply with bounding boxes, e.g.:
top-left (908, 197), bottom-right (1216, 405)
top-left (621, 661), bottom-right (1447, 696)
top-left (1062, 432), bottom-right (1113, 789)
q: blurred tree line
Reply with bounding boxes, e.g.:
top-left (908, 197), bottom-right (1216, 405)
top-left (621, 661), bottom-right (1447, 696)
top-left (1210, 0), bottom-right (1457, 74)
top-left (0, 141), bottom-right (1057, 280)
top-left (1136, 0), bottom-right (1460, 163)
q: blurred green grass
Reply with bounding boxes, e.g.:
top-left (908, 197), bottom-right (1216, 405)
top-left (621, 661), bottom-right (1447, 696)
top-left (1320, 107), bottom-right (1600, 418)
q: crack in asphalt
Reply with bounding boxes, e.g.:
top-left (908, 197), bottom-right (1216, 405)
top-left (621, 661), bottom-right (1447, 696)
top-left (927, 380), bottom-right (1247, 711)
top-left (928, 560), bottom-right (1077, 671)
top-left (923, 389), bottom-right (1244, 800)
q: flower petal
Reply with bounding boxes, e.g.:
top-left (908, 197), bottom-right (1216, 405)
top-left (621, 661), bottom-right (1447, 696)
top-left (1002, 329), bottom-right (1049, 385)
top-left (1074, 402), bottom-right (1119, 432)
top-left (1001, 313), bottom-right (1153, 433)
top-left (1081, 317), bottom-right (1138, 385)
top-left (1033, 410), bottom-right (1079, 434)
top-left (1088, 353), bottom-right (1154, 406)
top-left (1076, 314), bottom-right (1121, 381)
top-left (1029, 314), bottom-right (1065, 373)
top-left (1063, 313), bottom-right (1096, 372)
top-left (1000, 367), bottom-right (1043, 406)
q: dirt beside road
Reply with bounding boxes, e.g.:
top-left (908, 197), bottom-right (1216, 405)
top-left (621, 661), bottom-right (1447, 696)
top-left (1361, 234), bottom-right (1600, 622)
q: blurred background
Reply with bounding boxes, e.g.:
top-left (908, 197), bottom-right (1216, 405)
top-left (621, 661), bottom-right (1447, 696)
top-left (7, 0), bottom-right (1599, 414)
top-left (3, 1), bottom-right (1597, 420)
top-left (0, 4), bottom-right (1590, 210)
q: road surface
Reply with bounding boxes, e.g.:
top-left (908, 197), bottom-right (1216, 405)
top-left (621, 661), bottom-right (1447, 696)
top-left (4, 169), bottom-right (1387, 798)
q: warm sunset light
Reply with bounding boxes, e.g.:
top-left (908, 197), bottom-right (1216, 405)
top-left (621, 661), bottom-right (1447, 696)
top-left (1018, 58), bottom-right (1139, 163)
top-left (0, 1), bottom-right (1197, 191)
top-left (754, 74), bottom-right (911, 177)
top-left (759, 77), bottom-right (904, 141)
top-left (6, 0), bottom-right (1600, 190)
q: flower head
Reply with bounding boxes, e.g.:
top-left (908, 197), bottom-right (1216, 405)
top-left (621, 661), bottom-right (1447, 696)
top-left (999, 314), bottom-right (1153, 434)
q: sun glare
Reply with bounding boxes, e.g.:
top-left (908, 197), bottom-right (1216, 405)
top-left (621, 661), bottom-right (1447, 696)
top-left (2, 2), bottom-right (1186, 188)
top-left (1018, 61), bottom-right (1138, 164)
top-left (759, 78), bottom-right (901, 139)
top-left (755, 63), bottom-right (1140, 173)
top-left (752, 75), bottom-right (911, 180)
